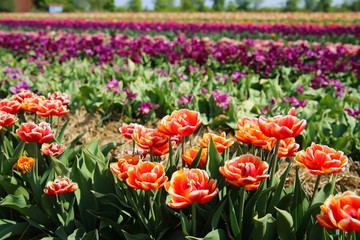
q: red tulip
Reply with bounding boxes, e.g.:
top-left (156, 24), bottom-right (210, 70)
top-left (317, 191), bottom-right (360, 232)
top-left (10, 90), bottom-right (36, 103)
top-left (165, 168), bottom-right (219, 209)
top-left (258, 108), bottom-right (306, 140)
top-left (44, 176), bottom-right (78, 195)
top-left (0, 99), bottom-right (21, 114)
top-left (267, 138), bottom-right (300, 158)
top-left (16, 122), bottom-right (54, 143)
top-left (219, 154), bottom-right (269, 190)
top-left (41, 142), bottom-right (65, 156)
top-left (199, 132), bottom-right (234, 153)
top-left (20, 96), bottom-right (45, 113)
top-left (158, 109), bottom-right (202, 137)
top-left (132, 126), bottom-right (168, 150)
top-left (126, 161), bottom-right (167, 190)
top-left (294, 143), bottom-right (348, 175)
top-left (119, 123), bottom-right (141, 140)
top-left (48, 92), bottom-right (70, 105)
top-left (0, 111), bottom-right (18, 127)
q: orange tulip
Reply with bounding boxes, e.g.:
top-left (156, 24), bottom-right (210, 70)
top-left (10, 90), bottom-right (36, 103)
top-left (219, 154), bottom-right (269, 190)
top-left (157, 109), bottom-right (202, 137)
top-left (294, 143), bottom-right (348, 175)
top-left (44, 176), bottom-right (78, 195)
top-left (119, 123), bottom-right (141, 140)
top-left (258, 108), bottom-right (307, 140)
top-left (132, 126), bottom-right (168, 150)
top-left (152, 141), bottom-right (176, 156)
top-left (0, 99), bottom-right (21, 114)
top-left (267, 138), bottom-right (299, 158)
top-left (0, 111), bottom-right (18, 127)
top-left (199, 132), bottom-right (234, 153)
top-left (13, 156), bottom-right (34, 173)
top-left (110, 154), bottom-right (142, 180)
top-left (16, 122), bottom-right (54, 143)
top-left (234, 117), bottom-right (273, 147)
top-left (37, 99), bottom-right (69, 117)
top-left (41, 142), bottom-right (65, 156)
top-left (126, 161), bottom-right (168, 190)
top-left (165, 168), bottom-right (219, 209)
top-left (20, 96), bottom-right (45, 113)
top-left (317, 191), bottom-right (360, 232)
top-left (182, 146), bottom-right (207, 167)
top-left (48, 92), bottom-right (71, 105)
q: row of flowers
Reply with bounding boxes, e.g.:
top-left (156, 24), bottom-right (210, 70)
top-left (1, 12), bottom-right (359, 24)
top-left (0, 31), bottom-right (359, 78)
top-left (1, 88), bottom-right (358, 238)
top-left (1, 19), bottom-right (360, 37)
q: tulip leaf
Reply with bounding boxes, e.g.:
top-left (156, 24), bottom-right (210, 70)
top-left (268, 162), bottom-right (292, 213)
top-left (0, 219), bottom-right (29, 239)
top-left (203, 229), bottom-right (227, 240)
top-left (228, 194), bottom-right (240, 237)
top-left (206, 138), bottom-right (223, 181)
top-left (211, 196), bottom-right (227, 230)
top-left (50, 156), bottom-right (70, 176)
top-left (180, 210), bottom-right (191, 236)
top-left (3, 141), bottom-right (25, 174)
top-left (275, 207), bottom-right (296, 240)
top-left (55, 119), bottom-right (69, 144)
top-left (190, 147), bottom-right (203, 168)
top-left (0, 176), bottom-right (29, 200)
top-left (309, 222), bottom-right (326, 240)
top-left (122, 230), bottom-right (152, 240)
top-left (253, 213), bottom-right (276, 240)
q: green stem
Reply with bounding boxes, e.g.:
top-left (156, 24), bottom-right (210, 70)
top-left (238, 186), bottom-right (246, 238)
top-left (310, 175), bottom-right (321, 205)
top-left (150, 147), bottom-right (154, 162)
top-left (192, 202), bottom-right (197, 236)
top-left (329, 174), bottom-right (337, 195)
top-left (56, 116), bottom-right (60, 138)
top-left (269, 139), bottom-right (281, 187)
top-left (168, 138), bottom-right (174, 167)
top-left (34, 142), bottom-right (39, 178)
top-left (181, 136), bottom-right (186, 168)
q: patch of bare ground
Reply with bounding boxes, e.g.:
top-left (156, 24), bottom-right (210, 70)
top-left (62, 109), bottom-right (360, 196)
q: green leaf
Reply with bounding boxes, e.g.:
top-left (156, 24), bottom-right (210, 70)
top-left (275, 207), bottom-right (296, 240)
top-left (206, 138), bottom-right (223, 181)
top-left (253, 214), bottom-right (276, 240)
top-left (190, 147), bottom-right (203, 168)
top-left (3, 141), bottom-right (25, 174)
top-left (122, 230), bottom-right (152, 240)
top-left (203, 229), bottom-right (227, 240)
top-left (55, 119), bottom-right (69, 143)
top-left (211, 197), bottom-right (227, 230)
top-left (228, 194), bottom-right (240, 237)
top-left (0, 219), bottom-right (29, 239)
top-left (180, 210), bottom-right (191, 236)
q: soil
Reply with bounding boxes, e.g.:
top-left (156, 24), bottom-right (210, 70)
top-left (63, 109), bottom-right (360, 196)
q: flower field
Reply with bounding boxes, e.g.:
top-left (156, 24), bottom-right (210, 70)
top-left (0, 13), bottom-right (359, 240)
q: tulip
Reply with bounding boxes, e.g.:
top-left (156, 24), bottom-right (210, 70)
top-left (199, 132), bottom-right (234, 153)
top-left (235, 117), bottom-right (273, 148)
top-left (37, 99), bottom-right (69, 117)
top-left (126, 161), bottom-right (167, 190)
top-left (157, 109), bottom-right (202, 137)
top-left (0, 99), bottom-right (21, 114)
top-left (165, 168), bottom-right (219, 209)
top-left (10, 90), bottom-right (36, 103)
top-left (48, 92), bottom-right (71, 105)
top-left (119, 123), bottom-right (141, 140)
top-left (182, 146), bottom-right (207, 167)
top-left (43, 176), bottom-right (78, 195)
top-left (267, 137), bottom-right (299, 158)
top-left (0, 111), bottom-right (18, 127)
top-left (110, 154), bottom-right (141, 180)
top-left (219, 154), bottom-right (269, 190)
top-left (294, 143), bottom-right (348, 175)
top-left (20, 96), bottom-right (45, 113)
top-left (41, 142), bottom-right (65, 157)
top-left (16, 122), bottom-right (54, 143)
top-left (317, 191), bottom-right (360, 232)
top-left (258, 108), bottom-right (307, 140)
top-left (13, 156), bottom-right (34, 173)
top-left (132, 126), bottom-right (168, 150)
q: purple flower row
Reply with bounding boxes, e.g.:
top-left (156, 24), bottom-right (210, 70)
top-left (1, 19), bottom-right (360, 37)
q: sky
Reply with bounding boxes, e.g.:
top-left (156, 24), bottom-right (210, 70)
top-left (115, 0), bottom-right (344, 9)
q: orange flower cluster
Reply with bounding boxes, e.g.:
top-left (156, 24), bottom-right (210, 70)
top-left (317, 191), bottom-right (360, 232)
top-left (13, 156), bottom-right (34, 173)
top-left (182, 146), bottom-right (207, 167)
top-left (17, 122), bottom-right (54, 143)
top-left (43, 176), bottom-right (78, 195)
top-left (110, 154), bottom-right (142, 180)
top-left (294, 143), bottom-right (348, 175)
top-left (235, 117), bottom-right (271, 148)
top-left (219, 154), bottom-right (269, 190)
top-left (165, 168), bottom-right (219, 209)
